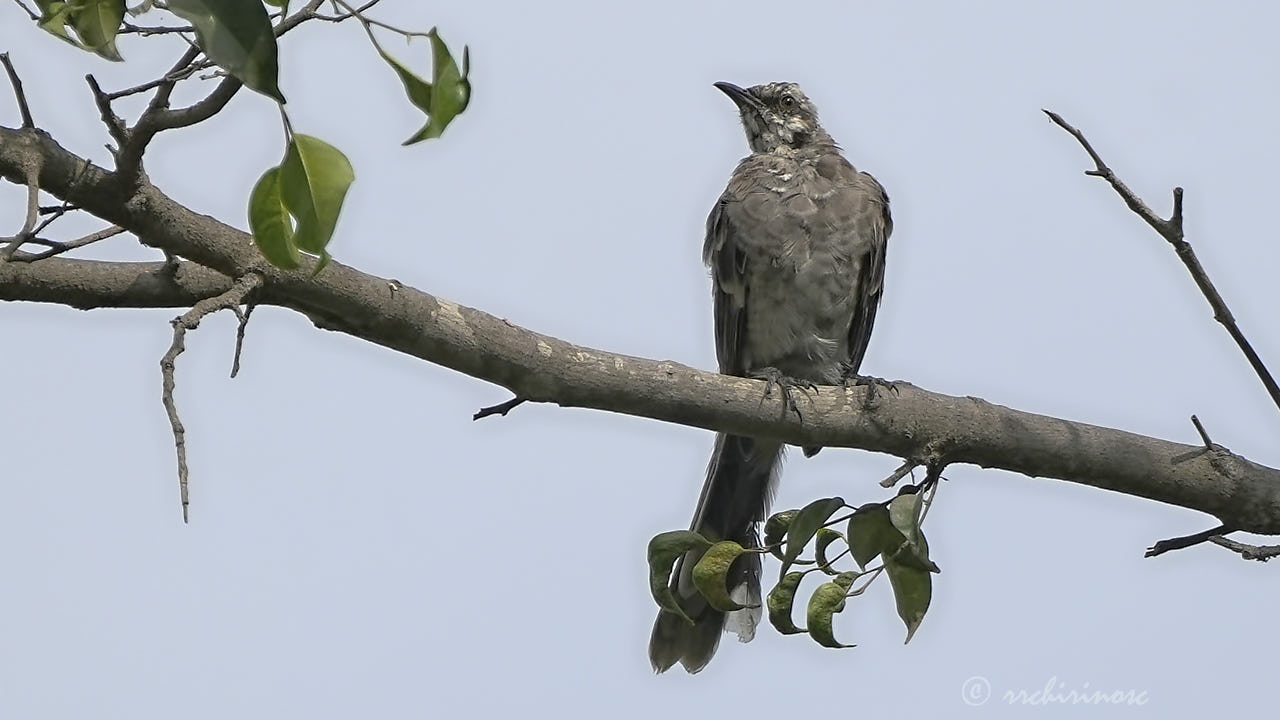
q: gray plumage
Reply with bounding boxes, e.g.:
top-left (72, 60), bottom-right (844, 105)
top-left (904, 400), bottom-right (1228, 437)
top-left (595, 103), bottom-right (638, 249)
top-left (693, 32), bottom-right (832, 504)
top-left (650, 81), bottom-right (892, 674)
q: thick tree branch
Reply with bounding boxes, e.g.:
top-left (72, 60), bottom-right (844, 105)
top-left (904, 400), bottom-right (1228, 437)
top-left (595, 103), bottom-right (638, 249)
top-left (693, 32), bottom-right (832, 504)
top-left (5, 126), bottom-right (1280, 539)
top-left (0, 257), bottom-right (233, 308)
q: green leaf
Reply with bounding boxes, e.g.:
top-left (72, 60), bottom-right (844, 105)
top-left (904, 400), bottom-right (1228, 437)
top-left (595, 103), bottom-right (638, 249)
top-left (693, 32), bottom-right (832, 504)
top-left (888, 490), bottom-right (923, 543)
top-left (780, 497), bottom-right (845, 577)
top-left (401, 28), bottom-right (471, 144)
top-left (884, 552), bottom-right (932, 643)
top-left (691, 541), bottom-right (748, 612)
top-left (763, 509), bottom-right (797, 562)
top-left (34, 0), bottom-right (125, 60)
top-left (766, 571), bottom-right (806, 635)
top-left (646, 530), bottom-right (712, 627)
top-left (262, 0), bottom-right (287, 6)
top-left (69, 0), bottom-right (125, 61)
top-left (35, 1), bottom-right (76, 42)
top-left (806, 580), bottom-right (855, 649)
top-left (814, 527), bottom-right (845, 574)
top-left (888, 490), bottom-right (941, 573)
top-left (247, 166), bottom-right (299, 269)
top-left (380, 51), bottom-right (436, 114)
top-left (846, 502), bottom-right (908, 569)
top-left (278, 134), bottom-right (354, 274)
top-left (166, 0), bottom-right (285, 102)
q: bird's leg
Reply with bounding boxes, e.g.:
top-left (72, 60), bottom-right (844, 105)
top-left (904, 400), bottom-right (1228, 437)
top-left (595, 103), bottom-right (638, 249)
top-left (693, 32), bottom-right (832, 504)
top-left (842, 372), bottom-right (899, 404)
top-left (749, 367), bottom-right (817, 421)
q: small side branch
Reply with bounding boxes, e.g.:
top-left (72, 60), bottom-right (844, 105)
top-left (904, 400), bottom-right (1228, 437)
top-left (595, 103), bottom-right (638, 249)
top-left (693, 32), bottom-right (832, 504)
top-left (879, 459), bottom-right (918, 488)
top-left (230, 302), bottom-right (256, 378)
top-left (1190, 414), bottom-right (1214, 449)
top-left (9, 0), bottom-right (38, 21)
top-left (1045, 109), bottom-right (1280, 417)
top-left (6, 225), bottom-right (125, 262)
top-left (1, 52), bottom-right (34, 128)
top-left (119, 22), bottom-right (196, 36)
top-left (161, 273), bottom-right (264, 523)
top-left (1145, 524), bottom-right (1233, 558)
top-left (0, 156), bottom-right (43, 260)
top-left (473, 396), bottom-right (528, 420)
top-left (85, 75), bottom-right (130, 153)
top-left (1210, 536), bottom-right (1280, 562)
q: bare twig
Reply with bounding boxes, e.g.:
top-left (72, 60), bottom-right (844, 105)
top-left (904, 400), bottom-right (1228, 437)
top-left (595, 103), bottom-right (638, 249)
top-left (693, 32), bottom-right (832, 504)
top-left (161, 273), bottom-right (264, 523)
top-left (879, 459), bottom-right (918, 488)
top-left (230, 302), bottom-right (256, 378)
top-left (473, 396), bottom-right (528, 420)
top-left (1046, 110), bottom-right (1280, 416)
top-left (85, 75), bottom-right (130, 153)
top-left (105, 59), bottom-right (213, 102)
top-left (1146, 524), bottom-right (1233, 558)
top-left (275, 0), bottom-right (330, 35)
top-left (32, 201), bottom-right (76, 236)
top-left (5, 237), bottom-right (59, 250)
top-left (313, 0), bottom-right (385, 22)
top-left (119, 22), bottom-right (195, 36)
top-left (1190, 415), bottom-right (1214, 449)
top-left (10, 0), bottom-right (38, 20)
top-left (0, 56), bottom-right (41, 258)
top-left (7, 226), bottom-right (126, 262)
top-left (332, 0), bottom-right (431, 39)
top-left (1, 52), bottom-right (34, 128)
top-left (1209, 536), bottom-right (1280, 562)
top-left (0, 157), bottom-right (43, 260)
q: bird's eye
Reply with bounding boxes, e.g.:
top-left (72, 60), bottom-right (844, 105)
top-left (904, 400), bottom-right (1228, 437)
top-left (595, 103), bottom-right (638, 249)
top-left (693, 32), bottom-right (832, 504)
top-left (781, 95), bottom-right (796, 108)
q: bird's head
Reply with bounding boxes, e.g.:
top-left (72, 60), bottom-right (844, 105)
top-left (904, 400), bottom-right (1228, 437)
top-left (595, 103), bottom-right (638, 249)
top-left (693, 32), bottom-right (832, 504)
top-left (714, 81), bottom-right (829, 153)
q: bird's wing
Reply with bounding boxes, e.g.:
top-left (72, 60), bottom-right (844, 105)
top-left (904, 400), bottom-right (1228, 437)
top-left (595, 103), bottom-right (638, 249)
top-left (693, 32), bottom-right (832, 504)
top-left (703, 194), bottom-right (750, 376)
top-left (845, 171), bottom-right (893, 375)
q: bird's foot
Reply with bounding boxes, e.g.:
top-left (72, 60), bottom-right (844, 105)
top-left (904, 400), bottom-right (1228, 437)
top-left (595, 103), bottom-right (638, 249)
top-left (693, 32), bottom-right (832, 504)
top-left (750, 367), bottom-right (817, 421)
top-left (843, 374), bottom-right (899, 404)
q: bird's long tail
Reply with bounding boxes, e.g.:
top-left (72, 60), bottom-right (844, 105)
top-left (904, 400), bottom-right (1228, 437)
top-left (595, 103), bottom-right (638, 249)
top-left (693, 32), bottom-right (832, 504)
top-left (649, 433), bottom-right (784, 673)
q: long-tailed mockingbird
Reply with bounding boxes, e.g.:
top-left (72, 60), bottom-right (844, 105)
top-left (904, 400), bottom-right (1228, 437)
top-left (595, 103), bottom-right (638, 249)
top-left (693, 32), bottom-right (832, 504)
top-left (649, 81), bottom-right (893, 673)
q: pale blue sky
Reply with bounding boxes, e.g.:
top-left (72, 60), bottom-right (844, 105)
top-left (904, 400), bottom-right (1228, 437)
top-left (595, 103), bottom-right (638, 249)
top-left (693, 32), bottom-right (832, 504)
top-left (3, 1), bottom-right (1279, 717)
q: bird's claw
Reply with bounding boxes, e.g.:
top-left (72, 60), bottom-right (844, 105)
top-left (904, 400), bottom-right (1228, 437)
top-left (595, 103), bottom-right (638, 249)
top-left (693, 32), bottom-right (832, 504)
top-left (843, 374), bottom-right (899, 404)
top-left (751, 367), bottom-right (815, 421)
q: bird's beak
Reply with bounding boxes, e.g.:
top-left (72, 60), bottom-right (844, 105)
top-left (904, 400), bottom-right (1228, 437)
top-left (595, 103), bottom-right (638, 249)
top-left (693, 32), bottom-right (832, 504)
top-left (714, 82), bottom-right (764, 116)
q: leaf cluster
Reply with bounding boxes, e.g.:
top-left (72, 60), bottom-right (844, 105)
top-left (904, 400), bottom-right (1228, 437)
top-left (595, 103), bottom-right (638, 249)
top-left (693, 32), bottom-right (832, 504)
top-left (647, 484), bottom-right (940, 651)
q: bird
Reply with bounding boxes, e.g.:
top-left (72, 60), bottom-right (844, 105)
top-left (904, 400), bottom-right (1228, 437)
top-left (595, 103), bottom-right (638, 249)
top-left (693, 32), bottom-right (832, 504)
top-left (649, 81), bottom-right (893, 673)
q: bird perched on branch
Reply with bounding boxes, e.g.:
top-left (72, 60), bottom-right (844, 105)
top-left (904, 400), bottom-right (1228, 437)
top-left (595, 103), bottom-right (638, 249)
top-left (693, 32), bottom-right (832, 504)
top-left (649, 81), bottom-right (893, 673)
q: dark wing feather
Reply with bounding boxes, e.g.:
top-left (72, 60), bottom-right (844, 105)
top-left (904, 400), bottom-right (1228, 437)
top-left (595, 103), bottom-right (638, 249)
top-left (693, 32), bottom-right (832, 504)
top-left (845, 173), bottom-right (893, 375)
top-left (703, 198), bottom-right (749, 376)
